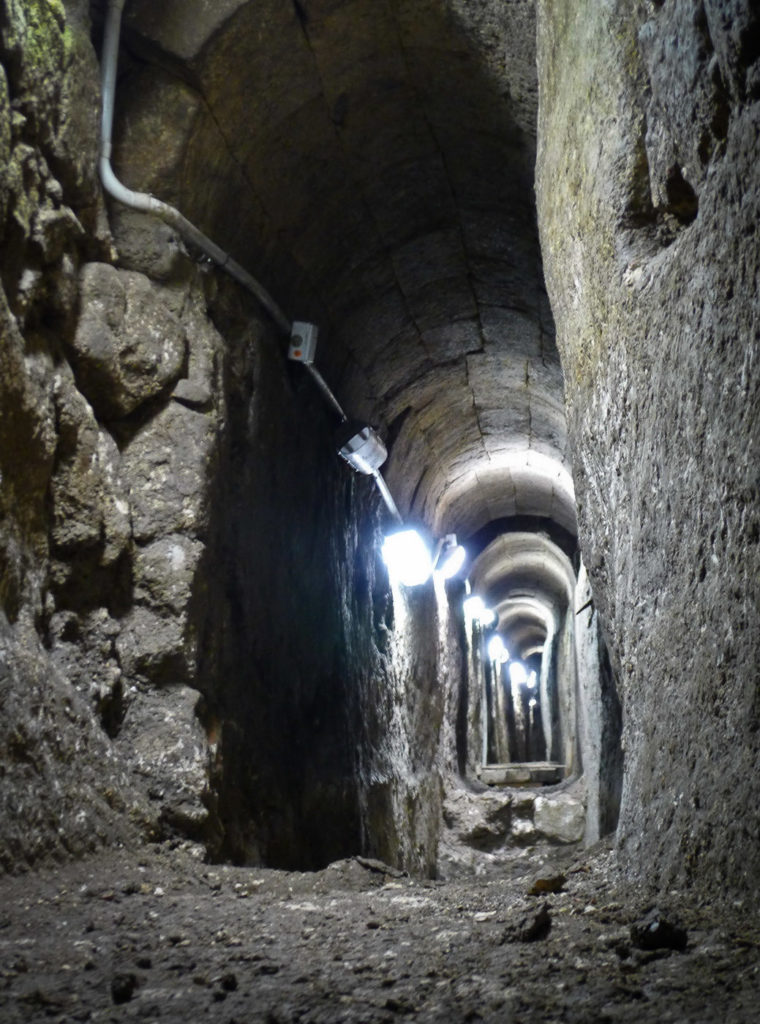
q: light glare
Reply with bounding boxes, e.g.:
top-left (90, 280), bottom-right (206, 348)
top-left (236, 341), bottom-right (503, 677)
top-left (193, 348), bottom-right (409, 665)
top-left (463, 594), bottom-right (485, 620)
top-left (381, 528), bottom-right (432, 587)
top-left (509, 661), bottom-right (528, 686)
top-left (487, 634), bottom-right (509, 663)
top-left (463, 595), bottom-right (497, 628)
top-left (436, 543), bottom-right (466, 579)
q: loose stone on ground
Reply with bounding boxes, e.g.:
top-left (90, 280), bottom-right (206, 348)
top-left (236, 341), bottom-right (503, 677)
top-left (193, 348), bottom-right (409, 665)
top-left (0, 841), bottom-right (757, 1023)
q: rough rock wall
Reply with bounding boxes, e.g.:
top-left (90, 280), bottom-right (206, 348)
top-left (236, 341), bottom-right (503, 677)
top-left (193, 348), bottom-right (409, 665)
top-left (101, 12), bottom-right (464, 873)
top-left (191, 288), bottom-right (458, 874)
top-left (353, 579), bottom-right (464, 878)
top-left (0, 0), bottom-right (239, 851)
top-left (574, 565), bottom-right (623, 844)
top-left (0, 0), bottom-right (146, 868)
top-left (537, 0), bottom-right (760, 894)
top-left (0, 0), bottom-right (459, 875)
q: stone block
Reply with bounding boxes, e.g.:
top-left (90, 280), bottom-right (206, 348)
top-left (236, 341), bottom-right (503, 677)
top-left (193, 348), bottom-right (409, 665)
top-left (391, 228), bottom-right (465, 296)
top-left (442, 783), bottom-right (513, 850)
top-left (0, 612), bottom-right (137, 870)
top-left (48, 607), bottom-right (124, 737)
top-left (116, 606), bottom-right (192, 685)
top-left (121, 401), bottom-right (217, 543)
top-left (126, 0), bottom-right (247, 62)
top-left (133, 535), bottom-right (205, 616)
top-left (49, 371), bottom-right (130, 564)
top-left (114, 683), bottom-right (211, 835)
top-left (360, 155), bottom-right (456, 246)
top-left (534, 792), bottom-right (585, 844)
top-left (406, 276), bottom-right (477, 333)
top-left (420, 317), bottom-right (482, 362)
top-left (70, 263), bottom-right (186, 420)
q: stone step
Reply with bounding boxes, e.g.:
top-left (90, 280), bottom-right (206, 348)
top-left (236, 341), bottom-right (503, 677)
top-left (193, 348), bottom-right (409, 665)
top-left (477, 762), bottom-right (565, 786)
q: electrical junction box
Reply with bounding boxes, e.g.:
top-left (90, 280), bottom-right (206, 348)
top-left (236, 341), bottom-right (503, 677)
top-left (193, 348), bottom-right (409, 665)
top-left (288, 321), bottom-right (318, 364)
top-left (336, 422), bottom-right (388, 475)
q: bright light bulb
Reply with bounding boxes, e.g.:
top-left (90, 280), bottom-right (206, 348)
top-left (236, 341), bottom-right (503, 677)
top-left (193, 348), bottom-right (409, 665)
top-left (436, 543), bottom-right (466, 580)
top-left (487, 634), bottom-right (508, 663)
top-left (529, 698), bottom-right (537, 709)
top-left (381, 528), bottom-right (433, 587)
top-left (509, 661), bottom-right (528, 686)
top-left (463, 594), bottom-right (497, 628)
top-left (463, 594), bottom-right (485, 620)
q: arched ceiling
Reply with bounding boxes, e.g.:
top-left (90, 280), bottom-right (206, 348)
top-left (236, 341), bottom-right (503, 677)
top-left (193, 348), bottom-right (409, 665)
top-left (101, 0), bottom-right (575, 610)
top-left (468, 533), bottom-right (574, 656)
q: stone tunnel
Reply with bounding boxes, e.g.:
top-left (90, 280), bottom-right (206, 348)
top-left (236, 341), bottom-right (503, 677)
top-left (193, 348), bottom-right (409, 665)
top-left (0, 0), bottom-right (759, 1019)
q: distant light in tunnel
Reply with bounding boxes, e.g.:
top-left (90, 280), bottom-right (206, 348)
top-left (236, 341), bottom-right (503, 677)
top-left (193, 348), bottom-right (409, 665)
top-left (463, 594), bottom-right (484, 619)
top-left (509, 661), bottom-right (528, 686)
top-left (529, 698), bottom-right (537, 709)
top-left (463, 595), bottom-right (496, 627)
top-left (434, 535), bottom-right (466, 580)
top-left (487, 634), bottom-right (509, 663)
top-left (381, 528), bottom-right (433, 587)
top-left (527, 671), bottom-right (538, 690)
top-left (480, 606), bottom-right (496, 627)
top-left (522, 644), bottom-right (545, 660)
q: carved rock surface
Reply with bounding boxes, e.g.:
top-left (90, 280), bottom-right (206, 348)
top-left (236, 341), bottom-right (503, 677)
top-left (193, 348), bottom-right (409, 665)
top-left (537, 0), bottom-right (760, 892)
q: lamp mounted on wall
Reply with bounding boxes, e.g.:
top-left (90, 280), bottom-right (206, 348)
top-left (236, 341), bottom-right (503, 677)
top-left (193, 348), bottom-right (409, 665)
top-left (381, 527), bottom-right (434, 587)
top-left (509, 660), bottom-right (528, 686)
top-left (382, 529), bottom-right (469, 589)
top-left (433, 534), bottom-right (467, 580)
top-left (336, 420), bottom-right (388, 475)
top-left (462, 593), bottom-right (496, 627)
top-left (487, 634), bottom-right (509, 663)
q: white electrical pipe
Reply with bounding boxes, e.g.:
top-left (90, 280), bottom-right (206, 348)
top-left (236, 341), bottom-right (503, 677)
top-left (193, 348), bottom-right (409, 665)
top-left (371, 470), bottom-right (403, 524)
top-left (99, 0), bottom-right (291, 336)
top-left (98, 0), bottom-right (402, 524)
top-left (304, 363), bottom-right (348, 423)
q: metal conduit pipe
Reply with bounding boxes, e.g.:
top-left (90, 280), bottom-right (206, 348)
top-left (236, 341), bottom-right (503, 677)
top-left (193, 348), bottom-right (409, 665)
top-left (98, 0), bottom-right (402, 524)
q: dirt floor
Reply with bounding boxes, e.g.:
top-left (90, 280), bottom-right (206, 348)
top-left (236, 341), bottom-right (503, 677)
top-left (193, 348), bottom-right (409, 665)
top-left (1, 837), bottom-right (758, 1023)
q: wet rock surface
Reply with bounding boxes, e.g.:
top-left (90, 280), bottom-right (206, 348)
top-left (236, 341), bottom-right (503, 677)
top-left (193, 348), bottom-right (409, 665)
top-left (0, 841), bottom-right (758, 1023)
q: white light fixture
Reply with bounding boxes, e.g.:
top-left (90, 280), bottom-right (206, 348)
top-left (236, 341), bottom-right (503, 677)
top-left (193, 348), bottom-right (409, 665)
top-left (434, 534), bottom-right (466, 580)
top-left (381, 528), bottom-right (433, 587)
top-left (529, 698), bottom-right (537, 709)
top-left (463, 594), bottom-right (484, 620)
top-left (337, 421), bottom-right (388, 475)
top-left (487, 634), bottom-right (509, 663)
top-left (463, 594), bottom-right (496, 628)
top-left (527, 671), bottom-right (537, 690)
top-left (480, 606), bottom-right (496, 627)
top-left (509, 661), bottom-right (528, 686)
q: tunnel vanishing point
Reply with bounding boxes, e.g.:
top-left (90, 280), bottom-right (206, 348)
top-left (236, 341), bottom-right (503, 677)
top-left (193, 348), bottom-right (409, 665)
top-left (0, 0), bottom-right (759, 915)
